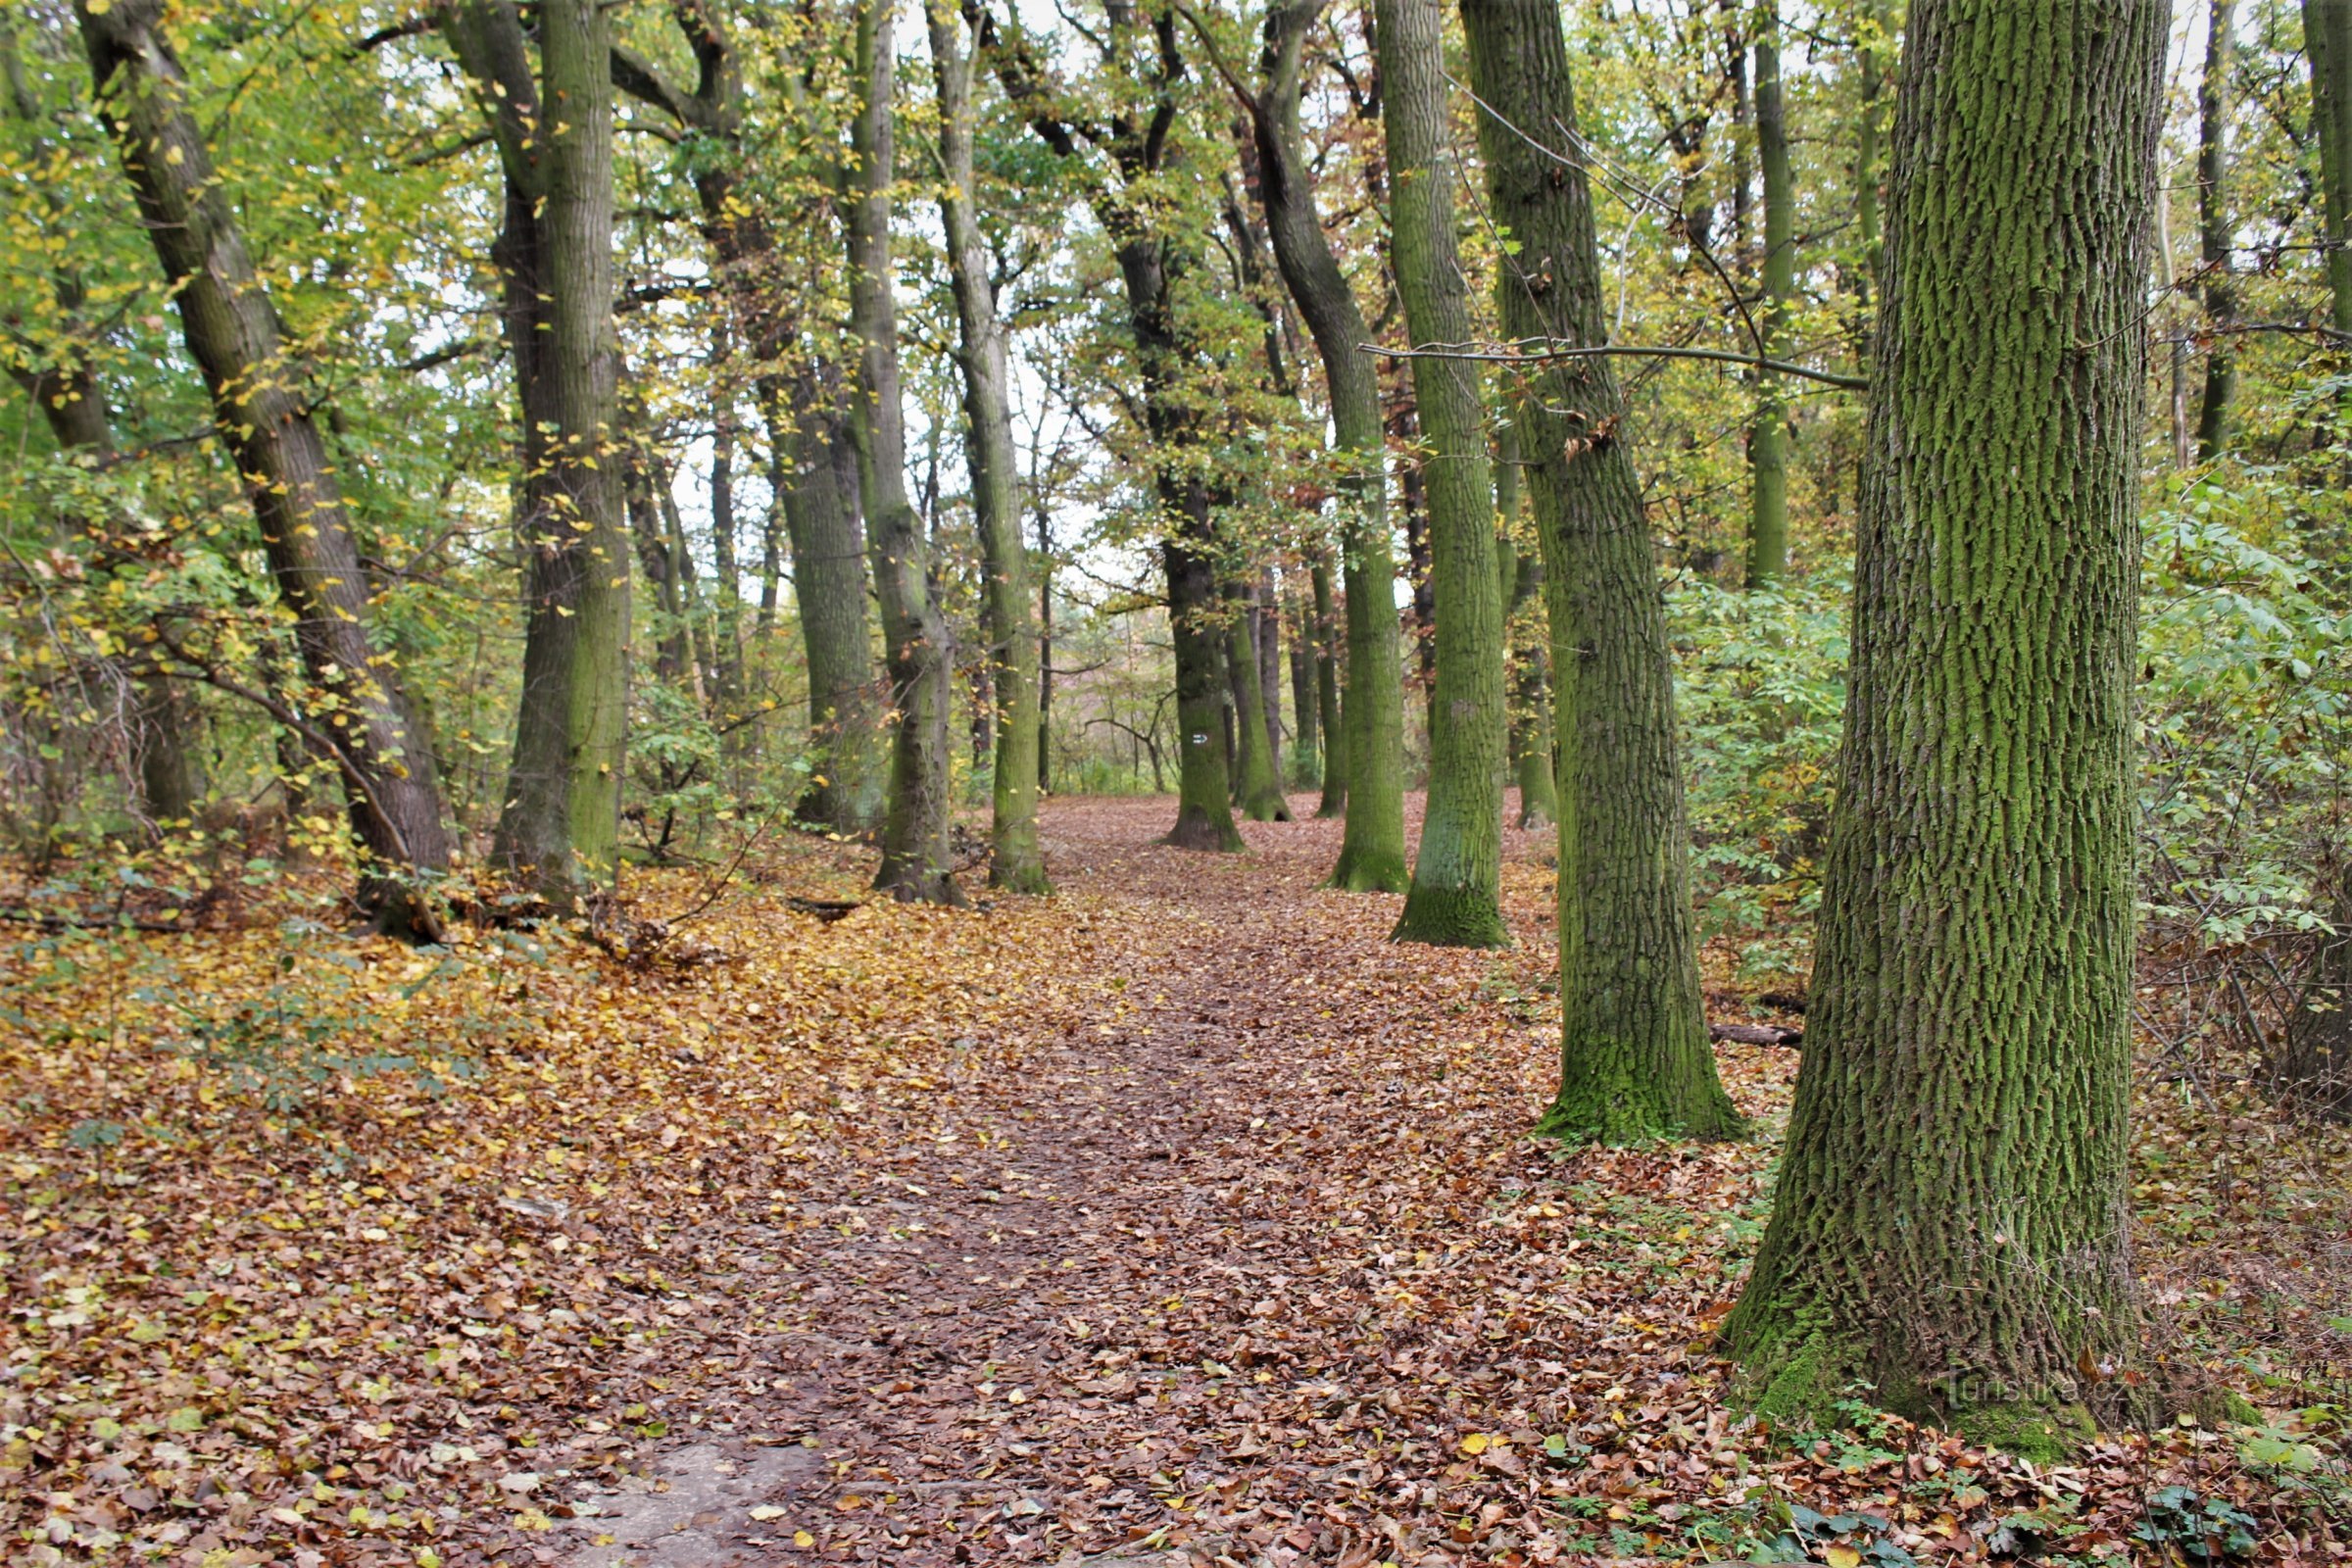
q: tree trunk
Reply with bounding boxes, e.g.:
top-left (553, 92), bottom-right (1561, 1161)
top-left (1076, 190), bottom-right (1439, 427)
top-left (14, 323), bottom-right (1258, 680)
top-left (929, 0), bottom-right (1047, 893)
top-left (2280, 856), bottom-right (2352, 1119)
top-left (2195, 0), bottom-right (2237, 460)
top-left (1311, 552), bottom-right (1348, 817)
top-left (769, 370), bottom-right (887, 835)
top-left (1719, 0), bottom-right (2163, 1451)
top-left (1745, 0), bottom-right (1793, 586)
top-left (1493, 425), bottom-right (1556, 831)
top-left (1378, 0), bottom-right (1507, 948)
top-left (1462, 0), bottom-right (1740, 1142)
top-left (1246, 0), bottom-right (1403, 882)
top-left (444, 0), bottom-right (630, 905)
top-left (1287, 579), bottom-right (1320, 789)
top-left (79, 0), bottom-right (450, 936)
top-left (1226, 579), bottom-right (1290, 821)
top-left (1255, 565), bottom-right (1286, 786)
top-left (2310, 0), bottom-right (2352, 334)
top-left (1037, 508), bottom-right (1054, 795)
top-left (849, 0), bottom-right (961, 905)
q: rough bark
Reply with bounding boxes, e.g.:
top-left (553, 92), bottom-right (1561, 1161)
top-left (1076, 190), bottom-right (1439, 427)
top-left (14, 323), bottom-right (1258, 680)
top-left (1226, 580), bottom-right (1291, 821)
top-left (848, 0), bottom-right (961, 904)
top-left (2194, 0), bottom-right (2237, 459)
top-left (1462, 0), bottom-right (1740, 1142)
top-left (1493, 426), bottom-right (1555, 831)
top-left (1718, 0), bottom-right (2163, 1452)
top-left (2310, 0), bottom-right (2352, 333)
top-left (78, 0), bottom-right (451, 936)
top-left (1245, 0), bottom-right (1404, 881)
top-left (929, 0), bottom-right (1047, 892)
top-left (445, 0), bottom-right (630, 904)
top-left (1745, 0), bottom-right (1793, 587)
top-left (1378, 0), bottom-right (1507, 948)
top-left (1310, 552), bottom-right (1347, 816)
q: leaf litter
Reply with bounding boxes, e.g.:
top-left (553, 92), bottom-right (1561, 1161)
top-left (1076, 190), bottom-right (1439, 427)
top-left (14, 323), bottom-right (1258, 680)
top-left (2, 797), bottom-right (2347, 1566)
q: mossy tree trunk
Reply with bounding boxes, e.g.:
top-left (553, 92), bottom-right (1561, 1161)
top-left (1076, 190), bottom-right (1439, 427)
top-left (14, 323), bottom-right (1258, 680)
top-left (929, 0), bottom-right (1047, 893)
top-left (1719, 0), bottom-right (2163, 1452)
top-left (2194, 0), bottom-right (2237, 460)
top-left (1378, 0), bottom-right (1506, 948)
top-left (1461, 0), bottom-right (1741, 1143)
top-left (80, 0), bottom-right (453, 936)
top-left (848, 0), bottom-right (961, 905)
top-left (1744, 0), bottom-right (1793, 587)
top-left (1244, 0), bottom-right (1404, 882)
top-left (2309, 0), bottom-right (2352, 334)
top-left (1286, 579), bottom-right (1321, 790)
top-left (445, 0), bottom-right (631, 906)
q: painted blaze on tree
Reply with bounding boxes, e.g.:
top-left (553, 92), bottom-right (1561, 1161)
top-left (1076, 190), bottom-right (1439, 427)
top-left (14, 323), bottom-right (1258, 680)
top-left (1721, 0), bottom-right (2167, 1456)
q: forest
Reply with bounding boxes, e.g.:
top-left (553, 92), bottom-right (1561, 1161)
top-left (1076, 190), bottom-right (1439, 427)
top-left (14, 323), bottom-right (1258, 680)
top-left (3, 0), bottom-right (2351, 1563)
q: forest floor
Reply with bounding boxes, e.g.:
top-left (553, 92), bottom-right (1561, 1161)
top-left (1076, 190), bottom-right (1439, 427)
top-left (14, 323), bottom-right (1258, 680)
top-left (4, 796), bottom-right (2350, 1567)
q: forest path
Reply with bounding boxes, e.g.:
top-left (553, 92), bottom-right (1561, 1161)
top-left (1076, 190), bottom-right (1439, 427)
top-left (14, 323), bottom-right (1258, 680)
top-left (563, 795), bottom-right (1780, 1568)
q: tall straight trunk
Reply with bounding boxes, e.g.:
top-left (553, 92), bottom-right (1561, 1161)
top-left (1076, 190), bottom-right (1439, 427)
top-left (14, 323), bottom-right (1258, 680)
top-left (1226, 578), bottom-right (1290, 820)
top-left (849, 0), bottom-right (960, 904)
top-left (928, 0), bottom-right (1046, 892)
top-left (1246, 0), bottom-right (1404, 883)
top-left (1721, 0), bottom-right (2163, 1451)
top-left (1462, 0), bottom-right (1741, 1142)
top-left (769, 372), bottom-right (886, 833)
top-left (1855, 0), bottom-right (1887, 307)
top-left (1492, 432), bottom-right (1556, 830)
top-left (1745, 0), bottom-right (1793, 586)
top-left (445, 0), bottom-right (629, 903)
top-left (2195, 0), bottom-right (2237, 459)
top-left (1287, 579), bottom-right (1319, 789)
top-left (1378, 0), bottom-right (1508, 948)
top-left (2311, 0), bottom-right (2352, 334)
top-left (78, 0), bottom-right (450, 935)
top-left (1036, 508), bottom-right (1054, 794)
top-left (1256, 565), bottom-right (1286, 783)
top-left (1310, 551), bottom-right (1347, 816)
top-left (706, 379), bottom-right (749, 734)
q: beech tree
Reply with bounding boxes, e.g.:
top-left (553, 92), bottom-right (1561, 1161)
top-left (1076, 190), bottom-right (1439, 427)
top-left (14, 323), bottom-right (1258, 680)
top-left (1376, 0), bottom-right (1506, 947)
top-left (1460, 0), bottom-right (1742, 1143)
top-left (1721, 0), bottom-right (2166, 1452)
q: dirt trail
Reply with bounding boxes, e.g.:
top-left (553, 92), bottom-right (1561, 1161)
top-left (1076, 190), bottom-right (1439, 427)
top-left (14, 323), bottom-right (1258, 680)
top-left (556, 796), bottom-right (1778, 1567)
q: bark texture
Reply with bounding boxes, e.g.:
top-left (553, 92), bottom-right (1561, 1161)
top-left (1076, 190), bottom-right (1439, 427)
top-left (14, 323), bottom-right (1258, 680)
top-left (445, 0), bottom-right (631, 904)
top-left (1719, 0), bottom-right (2164, 1452)
top-left (2194, 0), bottom-right (2237, 459)
top-left (849, 0), bottom-right (961, 903)
top-left (79, 0), bottom-right (451, 935)
top-left (1745, 0), bottom-right (1793, 587)
top-left (1226, 583), bottom-right (1291, 821)
top-left (1247, 1), bottom-right (1406, 884)
top-left (1461, 0), bottom-right (1740, 1143)
top-left (2311, 0), bottom-right (2352, 333)
top-left (1379, 0), bottom-right (1507, 947)
top-left (929, 0), bottom-right (1047, 892)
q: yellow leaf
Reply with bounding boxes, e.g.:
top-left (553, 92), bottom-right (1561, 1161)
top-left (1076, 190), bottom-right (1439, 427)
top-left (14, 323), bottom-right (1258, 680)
top-left (748, 1505), bottom-right (786, 1521)
top-left (1457, 1433), bottom-right (1489, 1456)
top-left (1826, 1545), bottom-right (1862, 1568)
top-left (794, 1531), bottom-right (815, 1548)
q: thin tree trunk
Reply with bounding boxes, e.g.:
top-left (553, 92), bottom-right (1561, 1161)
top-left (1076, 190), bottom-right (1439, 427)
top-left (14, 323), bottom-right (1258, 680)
top-left (79, 0), bottom-right (450, 936)
top-left (1246, 0), bottom-right (1403, 882)
top-left (849, 0), bottom-right (960, 904)
top-left (1721, 0), bottom-right (2163, 1450)
top-left (1226, 578), bottom-right (1290, 820)
top-left (1463, 0), bottom-right (1740, 1142)
top-left (1287, 580), bottom-right (1319, 789)
top-left (1379, 0), bottom-right (1507, 948)
top-left (1037, 508), bottom-right (1054, 795)
top-left (928, 0), bottom-right (1047, 891)
top-left (1745, 0), bottom-right (1793, 586)
top-left (1256, 565), bottom-right (1286, 787)
top-left (2195, 0), bottom-right (2237, 459)
top-left (1491, 428), bottom-right (1556, 830)
top-left (1311, 550), bottom-right (1347, 817)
